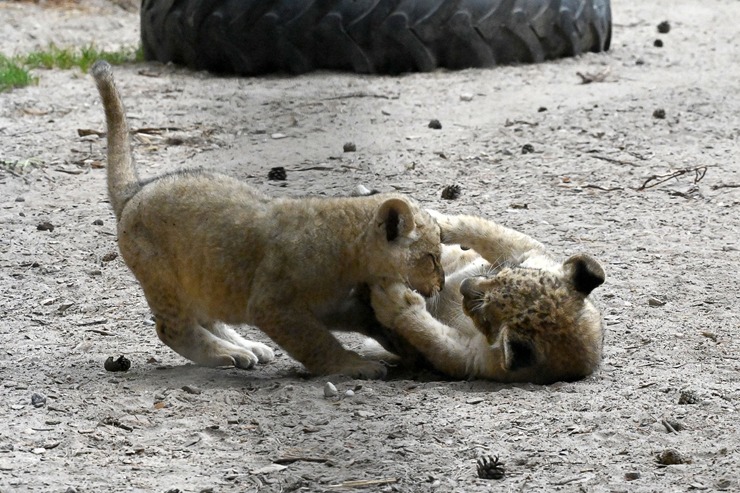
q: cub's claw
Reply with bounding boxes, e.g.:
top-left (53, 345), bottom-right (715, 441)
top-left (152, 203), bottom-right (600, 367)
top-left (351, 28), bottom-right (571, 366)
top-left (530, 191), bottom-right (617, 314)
top-left (231, 351), bottom-right (259, 370)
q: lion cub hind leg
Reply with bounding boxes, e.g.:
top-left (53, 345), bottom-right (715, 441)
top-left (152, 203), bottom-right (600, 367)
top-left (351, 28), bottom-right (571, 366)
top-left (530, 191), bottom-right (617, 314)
top-left (256, 311), bottom-right (387, 379)
top-left (204, 323), bottom-right (275, 364)
top-left (155, 315), bottom-right (262, 369)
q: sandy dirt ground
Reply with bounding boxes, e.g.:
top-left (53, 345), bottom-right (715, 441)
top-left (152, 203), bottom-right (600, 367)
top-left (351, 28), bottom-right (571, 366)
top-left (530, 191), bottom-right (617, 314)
top-left (1, 0), bottom-right (739, 492)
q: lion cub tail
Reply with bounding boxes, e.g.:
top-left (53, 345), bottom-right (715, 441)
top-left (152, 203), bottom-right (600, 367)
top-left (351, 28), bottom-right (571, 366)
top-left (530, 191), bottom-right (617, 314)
top-left (91, 60), bottom-right (141, 221)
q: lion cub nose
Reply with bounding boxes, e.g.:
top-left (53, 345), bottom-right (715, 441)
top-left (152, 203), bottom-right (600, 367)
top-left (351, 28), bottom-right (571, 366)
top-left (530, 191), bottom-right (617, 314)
top-left (460, 277), bottom-right (479, 299)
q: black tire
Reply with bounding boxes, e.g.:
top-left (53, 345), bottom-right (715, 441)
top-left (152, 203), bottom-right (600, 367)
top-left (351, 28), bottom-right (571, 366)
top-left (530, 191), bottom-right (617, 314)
top-left (141, 0), bottom-right (612, 75)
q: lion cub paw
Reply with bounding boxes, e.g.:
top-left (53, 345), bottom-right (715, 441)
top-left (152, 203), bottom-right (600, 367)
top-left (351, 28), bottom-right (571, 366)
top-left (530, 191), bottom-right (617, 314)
top-left (239, 341), bottom-right (275, 363)
top-left (370, 282), bottom-right (426, 328)
top-left (230, 351), bottom-right (260, 370)
top-left (426, 210), bottom-right (461, 244)
top-left (207, 345), bottom-right (272, 370)
top-left (338, 359), bottom-right (388, 380)
top-left (325, 353), bottom-right (388, 380)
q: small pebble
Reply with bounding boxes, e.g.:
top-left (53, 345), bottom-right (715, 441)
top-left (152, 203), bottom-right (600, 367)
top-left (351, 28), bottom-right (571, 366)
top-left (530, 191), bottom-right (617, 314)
top-left (521, 144), bottom-right (535, 154)
top-left (270, 132), bottom-right (287, 139)
top-left (92, 219), bottom-right (104, 226)
top-left (460, 93), bottom-right (474, 102)
top-left (663, 418), bottom-right (684, 432)
top-left (657, 21), bottom-right (671, 34)
top-left (31, 393), bottom-right (47, 408)
top-left (654, 39), bottom-right (664, 48)
top-left (648, 297), bottom-right (666, 306)
top-left (181, 385), bottom-right (202, 395)
top-left (353, 185), bottom-right (373, 196)
top-left (428, 119), bottom-right (442, 130)
top-left (701, 331), bottom-right (717, 342)
top-left (344, 389), bottom-right (355, 397)
top-left (101, 252), bottom-right (118, 262)
top-left (537, 106), bottom-right (547, 112)
top-left (323, 382), bottom-right (338, 398)
top-left (15, 197), bottom-right (25, 202)
top-left (653, 108), bottom-right (666, 119)
top-left (678, 390), bottom-right (699, 405)
top-left (32, 448), bottom-right (46, 455)
top-left (343, 142), bottom-right (356, 152)
top-left (656, 449), bottom-right (691, 466)
top-left (635, 58), bottom-right (645, 65)
top-left (715, 479), bottom-right (732, 490)
top-left (37, 222), bottom-right (54, 232)
top-left (625, 472), bottom-right (641, 481)
top-left (165, 136), bottom-right (185, 146)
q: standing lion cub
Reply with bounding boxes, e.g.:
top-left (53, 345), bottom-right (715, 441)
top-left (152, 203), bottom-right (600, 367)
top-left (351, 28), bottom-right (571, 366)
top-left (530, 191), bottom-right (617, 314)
top-left (91, 61), bottom-right (444, 379)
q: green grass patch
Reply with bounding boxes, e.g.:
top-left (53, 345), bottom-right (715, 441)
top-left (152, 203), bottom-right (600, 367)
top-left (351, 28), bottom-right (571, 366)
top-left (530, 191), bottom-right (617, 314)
top-left (0, 55), bottom-right (38, 92)
top-left (1, 43), bottom-right (143, 92)
top-left (23, 43), bottom-right (143, 72)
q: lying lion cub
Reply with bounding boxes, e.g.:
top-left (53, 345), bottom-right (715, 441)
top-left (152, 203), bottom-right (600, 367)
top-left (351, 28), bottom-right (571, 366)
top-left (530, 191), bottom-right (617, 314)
top-left (367, 212), bottom-right (606, 384)
top-left (90, 61), bottom-right (444, 379)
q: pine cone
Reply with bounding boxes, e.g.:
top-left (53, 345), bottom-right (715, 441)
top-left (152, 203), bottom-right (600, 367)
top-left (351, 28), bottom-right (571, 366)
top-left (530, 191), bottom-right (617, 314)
top-left (441, 184), bottom-right (461, 200)
top-left (477, 455), bottom-right (505, 480)
top-left (268, 166), bottom-right (287, 181)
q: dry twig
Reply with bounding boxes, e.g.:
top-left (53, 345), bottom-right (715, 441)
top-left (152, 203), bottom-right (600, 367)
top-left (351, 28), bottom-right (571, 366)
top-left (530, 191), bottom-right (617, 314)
top-left (576, 66), bottom-right (611, 84)
top-left (711, 183), bottom-right (740, 190)
top-left (77, 127), bottom-right (182, 138)
top-left (661, 419), bottom-right (678, 434)
top-left (584, 184), bottom-right (623, 192)
top-left (273, 456), bottom-right (330, 465)
top-left (590, 154), bottom-right (639, 167)
top-left (327, 478), bottom-right (398, 489)
top-left (637, 166), bottom-right (708, 191)
top-left (324, 92), bottom-right (398, 101)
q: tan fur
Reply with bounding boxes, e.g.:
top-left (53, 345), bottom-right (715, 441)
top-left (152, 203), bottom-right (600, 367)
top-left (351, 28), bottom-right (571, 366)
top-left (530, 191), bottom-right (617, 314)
top-left (370, 213), bottom-right (605, 384)
top-left (91, 61), bottom-right (444, 379)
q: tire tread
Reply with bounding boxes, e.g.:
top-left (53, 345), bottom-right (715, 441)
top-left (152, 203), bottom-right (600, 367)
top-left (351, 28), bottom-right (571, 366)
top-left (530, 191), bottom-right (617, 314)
top-left (140, 0), bottom-right (612, 75)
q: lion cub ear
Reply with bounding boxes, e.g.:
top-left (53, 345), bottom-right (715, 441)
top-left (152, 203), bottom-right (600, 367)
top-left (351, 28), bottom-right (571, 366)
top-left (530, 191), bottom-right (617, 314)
top-left (563, 254), bottom-right (605, 296)
top-left (502, 333), bottom-right (537, 372)
top-left (375, 198), bottom-right (416, 242)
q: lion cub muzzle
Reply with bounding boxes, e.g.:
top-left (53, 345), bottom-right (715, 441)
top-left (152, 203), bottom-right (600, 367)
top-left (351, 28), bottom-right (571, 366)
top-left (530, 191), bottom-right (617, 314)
top-left (414, 256), bottom-right (444, 297)
top-left (460, 276), bottom-right (487, 316)
top-left (459, 276), bottom-right (497, 342)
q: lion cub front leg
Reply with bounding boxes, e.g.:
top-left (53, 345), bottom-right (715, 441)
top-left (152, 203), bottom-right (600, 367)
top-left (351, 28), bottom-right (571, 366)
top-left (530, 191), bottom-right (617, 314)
top-left (370, 282), bottom-right (501, 380)
top-left (254, 308), bottom-right (387, 379)
top-left (429, 211), bottom-right (545, 265)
